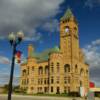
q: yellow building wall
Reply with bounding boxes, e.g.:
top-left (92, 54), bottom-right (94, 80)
top-left (20, 9), bottom-right (89, 95)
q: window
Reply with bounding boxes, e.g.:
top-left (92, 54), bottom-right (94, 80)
top-left (38, 79), bottom-right (40, 85)
top-left (31, 87), bottom-right (34, 90)
top-left (57, 76), bottom-right (60, 84)
top-left (68, 77), bottom-right (70, 84)
top-left (63, 21), bottom-right (64, 23)
top-left (22, 69), bottom-right (26, 76)
top-left (51, 77), bottom-right (54, 84)
top-left (57, 62), bottom-right (60, 73)
top-left (47, 78), bottom-right (49, 84)
top-left (45, 66), bottom-right (48, 74)
top-left (44, 87), bottom-right (48, 93)
top-left (80, 81), bottom-right (82, 86)
top-left (51, 87), bottom-right (53, 92)
top-left (38, 66), bottom-right (43, 75)
top-left (57, 62), bottom-right (60, 66)
top-left (80, 68), bottom-right (84, 77)
top-left (51, 67), bottom-right (54, 73)
top-left (39, 87), bottom-right (42, 92)
top-left (65, 26), bottom-right (69, 28)
top-left (86, 70), bottom-right (88, 75)
top-left (64, 87), bottom-right (67, 93)
top-left (32, 66), bottom-right (34, 71)
top-left (64, 77), bottom-right (67, 84)
top-left (56, 87), bottom-right (60, 94)
top-left (75, 64), bottom-right (78, 73)
top-left (64, 64), bottom-right (70, 73)
top-left (44, 78), bottom-right (46, 84)
top-left (51, 62), bottom-right (54, 66)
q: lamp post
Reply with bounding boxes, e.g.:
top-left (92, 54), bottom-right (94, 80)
top-left (8, 31), bottom-right (24, 100)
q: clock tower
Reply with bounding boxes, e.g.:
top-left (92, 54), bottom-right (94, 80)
top-left (60, 8), bottom-right (79, 63)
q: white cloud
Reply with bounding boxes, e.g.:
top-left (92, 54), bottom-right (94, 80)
top-left (92, 39), bottom-right (100, 46)
top-left (24, 30), bottom-right (42, 41)
top-left (85, 0), bottom-right (100, 8)
top-left (0, 56), bottom-right (10, 64)
top-left (0, 0), bottom-right (64, 41)
top-left (0, 73), bottom-right (19, 86)
top-left (83, 39), bottom-right (100, 87)
top-left (42, 19), bottom-right (59, 33)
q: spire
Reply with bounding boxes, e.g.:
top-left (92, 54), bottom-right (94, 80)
top-left (60, 8), bottom-right (74, 21)
top-left (28, 44), bottom-right (34, 58)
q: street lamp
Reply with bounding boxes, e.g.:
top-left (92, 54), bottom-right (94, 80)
top-left (8, 31), bottom-right (24, 100)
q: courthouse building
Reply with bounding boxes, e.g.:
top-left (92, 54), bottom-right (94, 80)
top-left (20, 8), bottom-right (89, 94)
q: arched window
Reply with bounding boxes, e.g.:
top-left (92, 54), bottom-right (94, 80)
top-left (32, 66), bottom-right (34, 71)
top-left (64, 64), bottom-right (70, 73)
top-left (38, 66), bottom-right (43, 75)
top-left (75, 64), bottom-right (78, 73)
top-left (51, 76), bottom-right (54, 84)
top-left (80, 68), bottom-right (84, 77)
top-left (57, 62), bottom-right (60, 66)
top-left (51, 62), bottom-right (54, 66)
top-left (45, 66), bottom-right (49, 74)
top-left (80, 81), bottom-right (82, 86)
top-left (22, 69), bottom-right (26, 76)
top-left (86, 70), bottom-right (88, 75)
top-left (57, 62), bottom-right (60, 73)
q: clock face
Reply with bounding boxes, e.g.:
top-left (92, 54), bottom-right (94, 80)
top-left (65, 27), bottom-right (69, 33)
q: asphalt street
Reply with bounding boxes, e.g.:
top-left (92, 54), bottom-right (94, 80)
top-left (0, 95), bottom-right (100, 100)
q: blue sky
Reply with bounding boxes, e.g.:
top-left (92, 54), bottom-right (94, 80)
top-left (0, 0), bottom-right (100, 87)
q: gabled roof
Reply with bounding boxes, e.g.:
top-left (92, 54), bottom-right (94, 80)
top-left (60, 8), bottom-right (74, 21)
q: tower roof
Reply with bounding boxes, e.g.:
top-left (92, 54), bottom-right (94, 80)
top-left (60, 8), bottom-right (74, 21)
